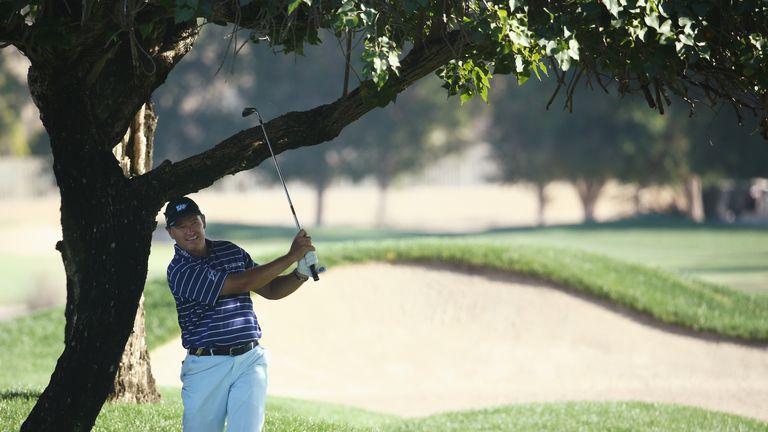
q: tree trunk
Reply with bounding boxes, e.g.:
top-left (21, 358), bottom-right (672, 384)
top-left (684, 175), bottom-right (705, 223)
top-left (375, 155), bottom-right (393, 228)
top-left (574, 179), bottom-right (606, 223)
top-left (634, 184), bottom-right (643, 215)
top-left (534, 182), bottom-right (548, 227)
top-left (108, 102), bottom-right (160, 403)
top-left (314, 157), bottom-right (329, 227)
top-left (21, 72), bottom-right (161, 432)
top-left (21, 145), bottom-right (157, 432)
top-left (375, 183), bottom-right (389, 228)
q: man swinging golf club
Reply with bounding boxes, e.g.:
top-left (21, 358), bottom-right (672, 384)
top-left (164, 196), bottom-right (319, 431)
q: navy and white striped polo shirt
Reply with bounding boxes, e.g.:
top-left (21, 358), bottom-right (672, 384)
top-left (167, 239), bottom-right (262, 349)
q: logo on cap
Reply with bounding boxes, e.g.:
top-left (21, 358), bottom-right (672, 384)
top-left (176, 203), bottom-right (188, 212)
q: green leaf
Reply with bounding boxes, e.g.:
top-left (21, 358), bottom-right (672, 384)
top-left (644, 13), bottom-right (659, 31)
top-left (287, 0), bottom-right (306, 15)
top-left (658, 19), bottom-right (672, 36)
top-left (604, 0), bottom-right (621, 17)
top-left (568, 39), bottom-right (580, 60)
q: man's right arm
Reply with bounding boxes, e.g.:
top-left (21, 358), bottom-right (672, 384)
top-left (219, 253), bottom-right (297, 295)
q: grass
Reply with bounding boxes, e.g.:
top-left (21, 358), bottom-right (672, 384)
top-left (0, 308), bottom-right (64, 388)
top-left (2, 389), bottom-right (766, 431)
top-left (476, 218), bottom-right (768, 295)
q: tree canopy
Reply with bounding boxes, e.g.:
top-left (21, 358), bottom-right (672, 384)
top-left (3, 0), bottom-right (767, 128)
top-left (2, 1), bottom-right (768, 431)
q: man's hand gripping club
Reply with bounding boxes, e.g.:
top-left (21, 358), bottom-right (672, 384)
top-left (290, 230), bottom-right (325, 281)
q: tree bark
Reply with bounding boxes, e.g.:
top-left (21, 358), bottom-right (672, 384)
top-left (21, 131), bottom-right (158, 431)
top-left (574, 179), bottom-right (606, 223)
top-left (20, 13), bottom-right (198, 430)
top-left (108, 102), bottom-right (160, 403)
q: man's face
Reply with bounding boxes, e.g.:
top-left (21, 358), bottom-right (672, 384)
top-left (167, 214), bottom-right (207, 256)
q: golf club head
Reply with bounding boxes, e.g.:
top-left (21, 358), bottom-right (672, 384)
top-left (242, 107), bottom-right (258, 118)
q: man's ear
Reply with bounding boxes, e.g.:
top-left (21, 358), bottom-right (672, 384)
top-left (201, 214), bottom-right (207, 228)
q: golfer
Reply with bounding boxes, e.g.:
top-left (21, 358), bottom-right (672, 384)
top-left (164, 196), bottom-right (315, 432)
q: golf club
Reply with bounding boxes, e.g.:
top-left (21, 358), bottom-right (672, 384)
top-left (242, 107), bottom-right (320, 281)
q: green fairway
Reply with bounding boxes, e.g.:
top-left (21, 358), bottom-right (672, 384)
top-left (476, 221), bottom-right (768, 295)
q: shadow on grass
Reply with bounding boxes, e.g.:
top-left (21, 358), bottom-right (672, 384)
top-left (0, 389), bottom-right (41, 401)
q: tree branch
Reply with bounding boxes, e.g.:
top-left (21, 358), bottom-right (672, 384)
top-left (0, 15), bottom-right (28, 51)
top-left (138, 31), bottom-right (464, 206)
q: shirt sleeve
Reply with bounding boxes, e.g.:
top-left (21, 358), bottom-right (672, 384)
top-left (243, 249), bottom-right (257, 270)
top-left (167, 261), bottom-right (228, 305)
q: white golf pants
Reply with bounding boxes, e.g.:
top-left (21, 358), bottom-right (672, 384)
top-left (180, 345), bottom-right (268, 432)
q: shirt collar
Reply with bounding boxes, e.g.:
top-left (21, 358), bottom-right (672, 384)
top-left (173, 239), bottom-right (214, 261)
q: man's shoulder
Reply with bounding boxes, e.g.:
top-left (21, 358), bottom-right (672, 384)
top-left (209, 239), bottom-right (245, 255)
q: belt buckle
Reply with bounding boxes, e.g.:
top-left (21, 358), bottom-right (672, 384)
top-left (229, 345), bottom-right (237, 356)
top-left (195, 348), bottom-right (205, 356)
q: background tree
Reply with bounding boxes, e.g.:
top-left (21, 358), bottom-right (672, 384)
top-left (487, 78), bottom-right (565, 226)
top-left (677, 105), bottom-right (768, 220)
top-left (2, 1), bottom-right (767, 431)
top-left (334, 77), bottom-right (478, 227)
top-left (488, 77), bottom-right (686, 223)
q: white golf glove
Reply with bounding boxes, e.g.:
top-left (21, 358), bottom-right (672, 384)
top-left (296, 251), bottom-right (325, 280)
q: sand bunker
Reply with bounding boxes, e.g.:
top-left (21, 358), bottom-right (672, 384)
top-left (150, 263), bottom-right (768, 421)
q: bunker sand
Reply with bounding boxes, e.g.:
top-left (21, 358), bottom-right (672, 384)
top-left (151, 263), bottom-right (768, 420)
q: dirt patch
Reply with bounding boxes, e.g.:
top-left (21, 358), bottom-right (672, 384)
top-left (150, 263), bottom-right (768, 421)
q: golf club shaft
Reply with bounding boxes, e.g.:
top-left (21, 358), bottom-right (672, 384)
top-left (255, 113), bottom-right (301, 231)
top-left (254, 111), bottom-right (319, 281)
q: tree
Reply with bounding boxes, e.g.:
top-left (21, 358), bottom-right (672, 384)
top-left (673, 103), bottom-right (768, 220)
top-left (347, 77), bottom-right (478, 227)
top-left (2, 1), bottom-right (766, 430)
top-left (488, 78), bottom-right (687, 223)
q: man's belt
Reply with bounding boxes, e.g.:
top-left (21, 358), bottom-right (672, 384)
top-left (188, 340), bottom-right (259, 356)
